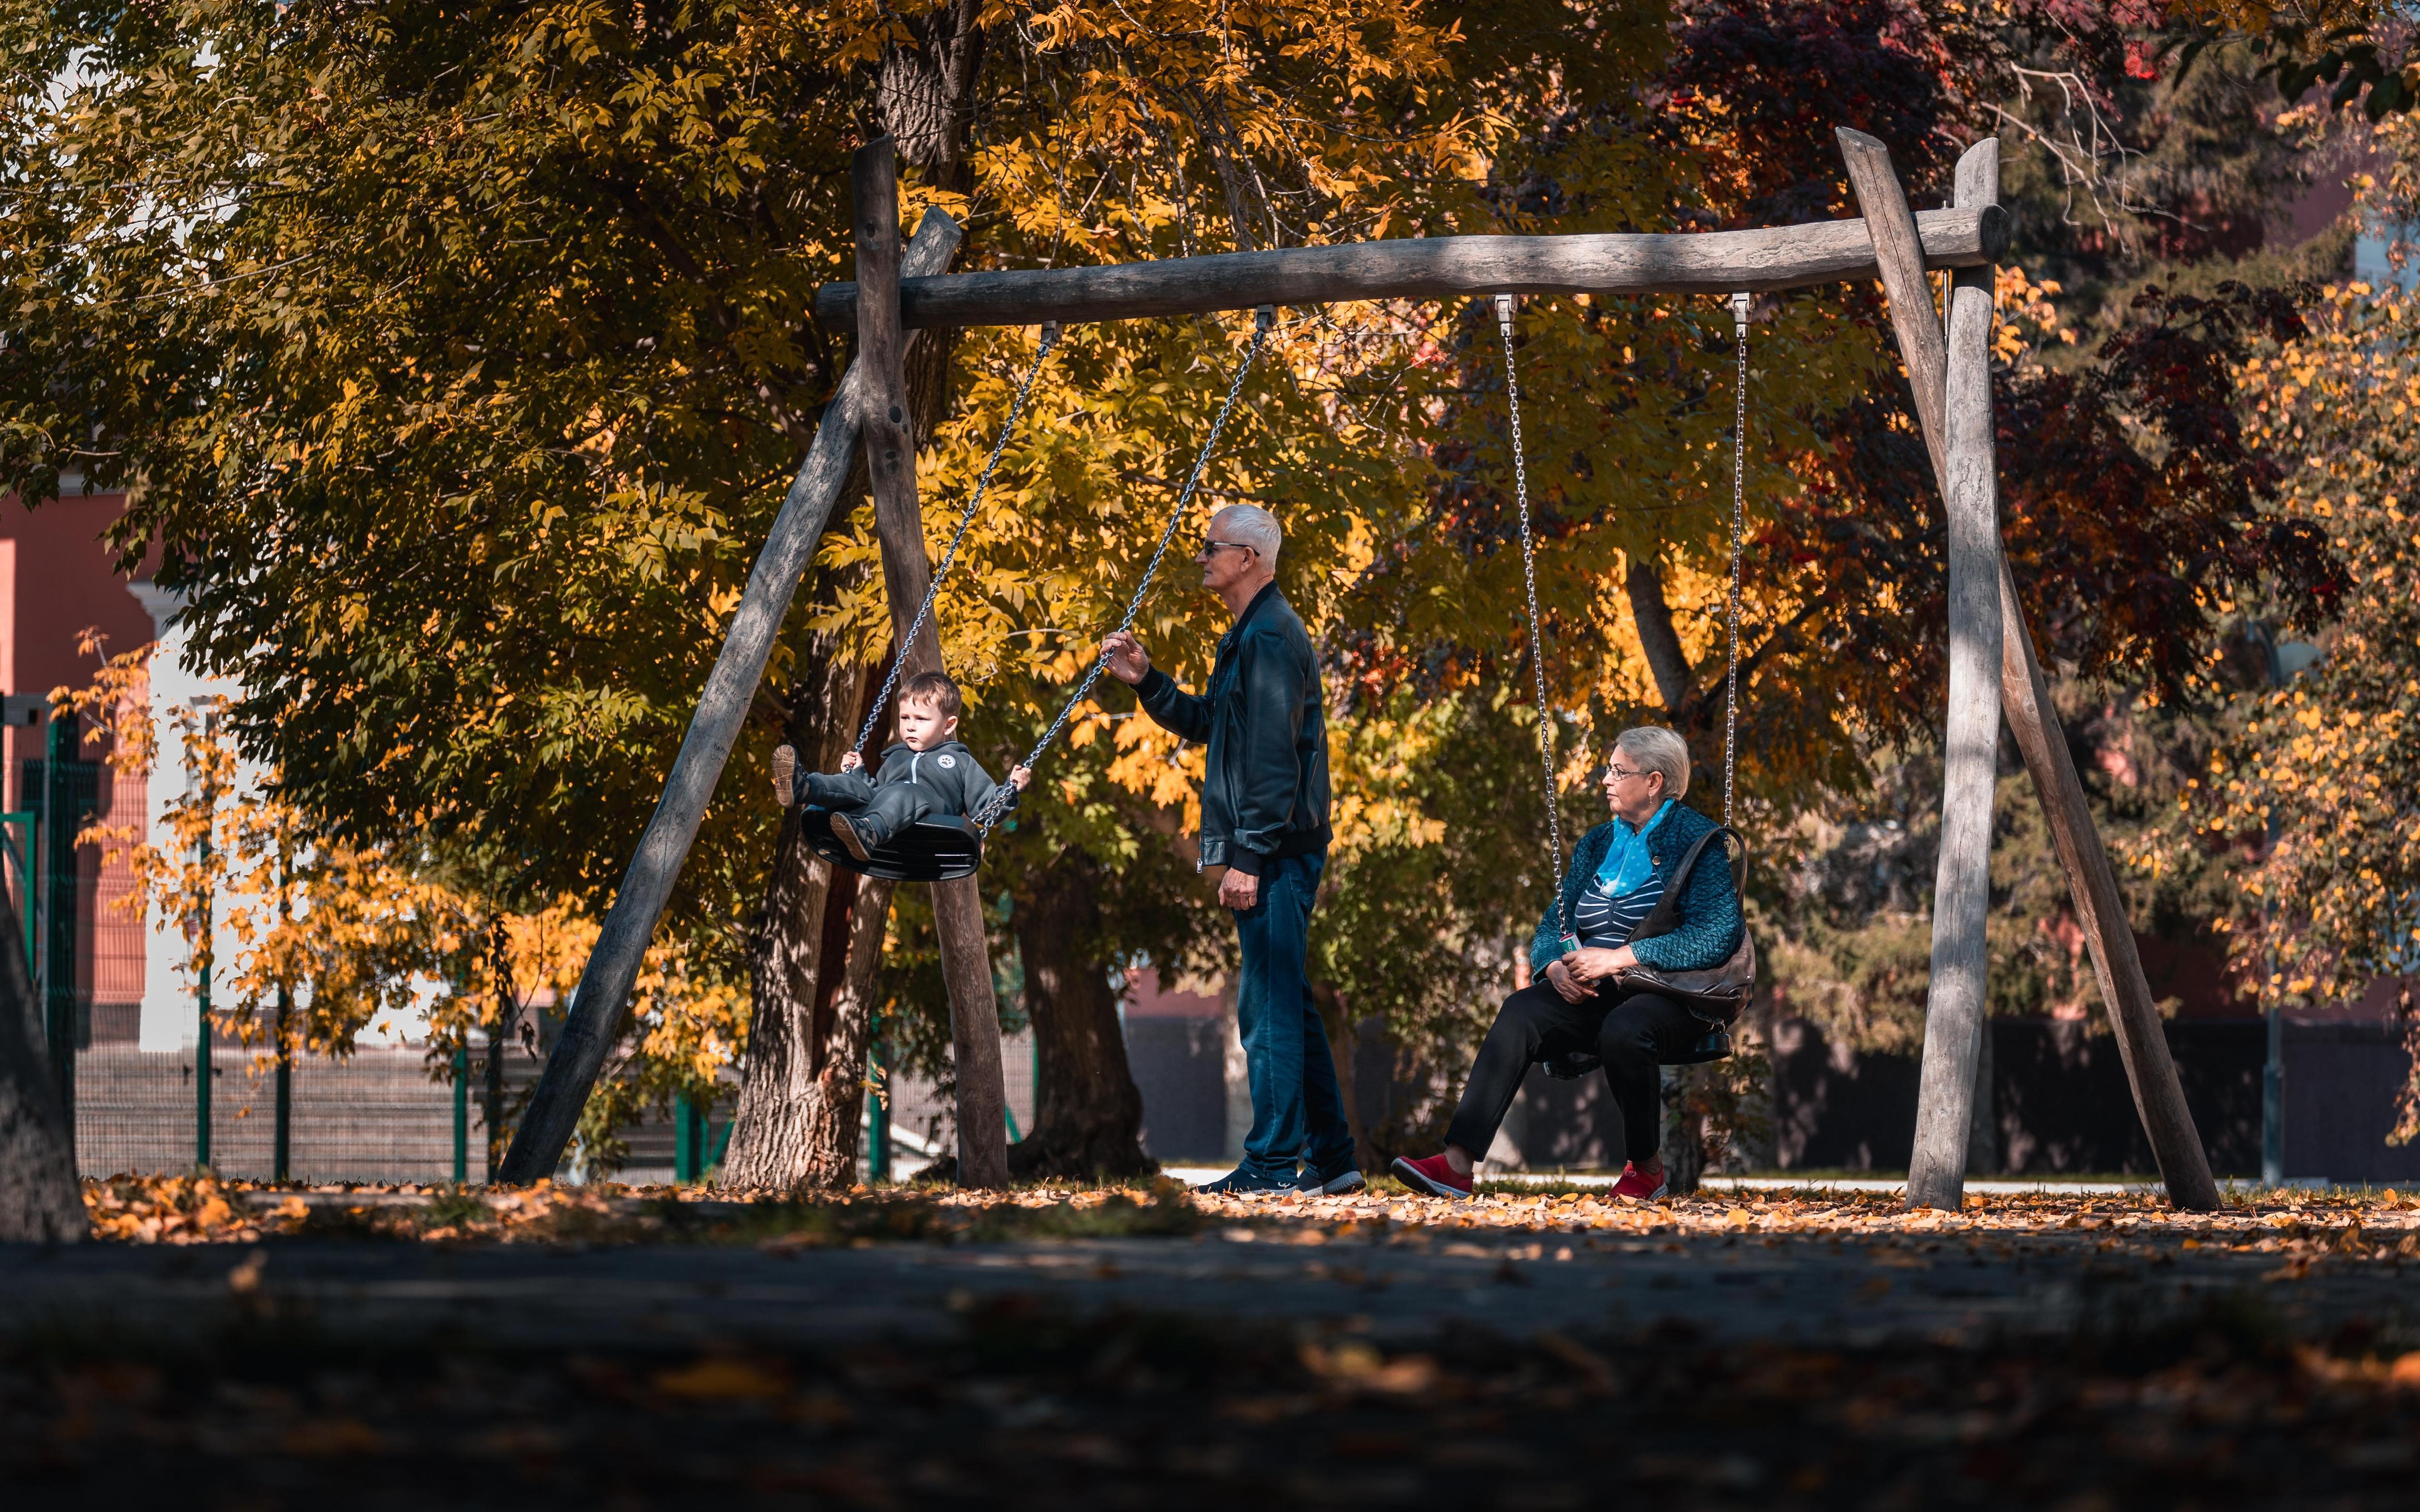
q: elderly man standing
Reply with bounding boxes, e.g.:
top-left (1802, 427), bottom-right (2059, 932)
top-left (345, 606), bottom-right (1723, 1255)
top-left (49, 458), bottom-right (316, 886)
top-left (1102, 504), bottom-right (1362, 1196)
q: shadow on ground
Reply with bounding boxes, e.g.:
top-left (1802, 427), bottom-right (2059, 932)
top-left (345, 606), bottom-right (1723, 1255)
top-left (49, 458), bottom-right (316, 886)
top-left (7, 1179), bottom-right (2418, 1507)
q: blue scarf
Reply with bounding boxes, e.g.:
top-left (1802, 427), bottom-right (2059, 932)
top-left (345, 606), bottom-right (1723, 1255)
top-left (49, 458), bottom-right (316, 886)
top-left (1591, 799), bottom-right (1674, 898)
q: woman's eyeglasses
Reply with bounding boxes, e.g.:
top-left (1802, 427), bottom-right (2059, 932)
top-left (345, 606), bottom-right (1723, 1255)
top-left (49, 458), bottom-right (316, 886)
top-left (1605, 763), bottom-right (1646, 782)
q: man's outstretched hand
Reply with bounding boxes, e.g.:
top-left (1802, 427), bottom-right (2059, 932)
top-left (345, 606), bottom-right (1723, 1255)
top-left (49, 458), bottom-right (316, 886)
top-left (1101, 630), bottom-right (1151, 686)
top-left (1217, 868), bottom-right (1259, 910)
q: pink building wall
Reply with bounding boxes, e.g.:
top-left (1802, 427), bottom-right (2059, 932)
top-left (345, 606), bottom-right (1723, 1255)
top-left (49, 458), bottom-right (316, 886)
top-left (2, 488), bottom-right (160, 1033)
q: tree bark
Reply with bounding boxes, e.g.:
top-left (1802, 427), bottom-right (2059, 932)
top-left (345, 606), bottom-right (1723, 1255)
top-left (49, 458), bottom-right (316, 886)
top-left (723, 622), bottom-right (870, 1187)
top-left (1625, 557), bottom-right (1695, 717)
top-left (1664, 1065), bottom-right (1707, 1196)
top-left (1005, 850), bottom-right (1153, 1181)
top-left (0, 877), bottom-right (85, 1241)
top-left (797, 875), bottom-right (895, 1188)
top-left (876, 0), bottom-right (986, 189)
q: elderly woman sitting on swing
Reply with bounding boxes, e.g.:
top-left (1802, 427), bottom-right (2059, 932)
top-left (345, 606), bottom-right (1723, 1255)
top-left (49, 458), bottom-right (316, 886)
top-left (1393, 726), bottom-right (1746, 1201)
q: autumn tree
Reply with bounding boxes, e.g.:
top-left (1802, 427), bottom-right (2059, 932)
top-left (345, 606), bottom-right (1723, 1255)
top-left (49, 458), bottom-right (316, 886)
top-left (12, 0), bottom-right (2363, 1188)
top-left (2202, 274), bottom-right (2420, 1120)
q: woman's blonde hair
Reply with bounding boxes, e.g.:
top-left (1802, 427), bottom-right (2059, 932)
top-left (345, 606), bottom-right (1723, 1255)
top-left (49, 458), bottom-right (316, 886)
top-left (1613, 725), bottom-right (1691, 799)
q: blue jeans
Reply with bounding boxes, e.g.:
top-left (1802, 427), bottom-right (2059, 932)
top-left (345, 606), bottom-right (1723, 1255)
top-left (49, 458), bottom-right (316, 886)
top-left (1233, 853), bottom-right (1353, 1176)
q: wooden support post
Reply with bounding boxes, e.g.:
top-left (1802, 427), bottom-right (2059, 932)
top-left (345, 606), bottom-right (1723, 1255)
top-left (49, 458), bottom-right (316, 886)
top-left (1996, 561), bottom-right (2223, 1209)
top-left (1841, 129), bottom-right (2002, 1211)
top-left (495, 207), bottom-right (964, 1184)
top-left (1846, 132), bottom-right (2220, 1212)
top-left (851, 139), bottom-right (1011, 1192)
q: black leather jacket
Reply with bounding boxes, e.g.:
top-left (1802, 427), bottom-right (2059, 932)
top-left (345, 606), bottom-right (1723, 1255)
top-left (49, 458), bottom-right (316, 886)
top-left (1134, 583), bottom-right (1331, 876)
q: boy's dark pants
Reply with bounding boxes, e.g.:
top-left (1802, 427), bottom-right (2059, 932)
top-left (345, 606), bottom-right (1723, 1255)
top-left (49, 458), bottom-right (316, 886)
top-left (803, 769), bottom-right (937, 847)
top-left (1444, 981), bottom-right (1701, 1165)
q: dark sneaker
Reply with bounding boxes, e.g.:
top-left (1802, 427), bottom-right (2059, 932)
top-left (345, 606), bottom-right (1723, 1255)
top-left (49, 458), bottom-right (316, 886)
top-left (1389, 1152), bottom-right (1473, 1199)
top-left (1296, 1159), bottom-right (1368, 1196)
top-left (1611, 1161), bottom-right (1669, 1200)
top-left (829, 812), bottom-right (874, 862)
top-left (1193, 1166), bottom-right (1296, 1196)
top-left (1542, 1050), bottom-right (1602, 1081)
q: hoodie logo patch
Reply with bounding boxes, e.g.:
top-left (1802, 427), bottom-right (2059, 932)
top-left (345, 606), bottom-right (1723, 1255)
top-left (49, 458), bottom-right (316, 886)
top-left (937, 754), bottom-right (956, 769)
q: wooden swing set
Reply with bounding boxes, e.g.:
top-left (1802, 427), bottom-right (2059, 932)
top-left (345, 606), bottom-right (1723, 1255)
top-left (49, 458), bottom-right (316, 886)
top-left (499, 128), bottom-right (2223, 1213)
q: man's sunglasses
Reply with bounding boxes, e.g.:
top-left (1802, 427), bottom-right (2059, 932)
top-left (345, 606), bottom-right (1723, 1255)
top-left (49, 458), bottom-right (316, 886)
top-left (1195, 539), bottom-right (1258, 559)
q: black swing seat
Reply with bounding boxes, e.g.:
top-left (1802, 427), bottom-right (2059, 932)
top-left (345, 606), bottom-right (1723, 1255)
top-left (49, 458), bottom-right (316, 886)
top-left (799, 808), bottom-right (984, 883)
top-left (1540, 1022), bottom-right (1732, 1081)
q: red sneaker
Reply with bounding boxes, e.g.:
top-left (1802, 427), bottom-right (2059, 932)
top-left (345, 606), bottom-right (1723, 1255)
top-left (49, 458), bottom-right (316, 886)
top-left (1610, 1162), bottom-right (1668, 1200)
top-left (1390, 1152), bottom-right (1473, 1199)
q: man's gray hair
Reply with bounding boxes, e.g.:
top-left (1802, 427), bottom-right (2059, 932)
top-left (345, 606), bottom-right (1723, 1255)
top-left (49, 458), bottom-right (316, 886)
top-left (1210, 503), bottom-right (1281, 567)
top-left (1613, 725), bottom-right (1692, 800)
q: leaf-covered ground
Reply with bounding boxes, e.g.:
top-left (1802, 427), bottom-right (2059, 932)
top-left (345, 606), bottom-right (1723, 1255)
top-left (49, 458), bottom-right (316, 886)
top-left (75, 1171), bottom-right (2420, 1260)
top-left (11, 1177), bottom-right (2418, 1508)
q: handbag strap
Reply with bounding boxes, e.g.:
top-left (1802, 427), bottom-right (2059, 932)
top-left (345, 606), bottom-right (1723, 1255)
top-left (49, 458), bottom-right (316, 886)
top-left (1624, 824), bottom-right (1750, 946)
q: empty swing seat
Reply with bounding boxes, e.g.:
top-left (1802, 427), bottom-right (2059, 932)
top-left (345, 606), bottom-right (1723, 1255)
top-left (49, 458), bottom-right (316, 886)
top-left (799, 808), bottom-right (985, 883)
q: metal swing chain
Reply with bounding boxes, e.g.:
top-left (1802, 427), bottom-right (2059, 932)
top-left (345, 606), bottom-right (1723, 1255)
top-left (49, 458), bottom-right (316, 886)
top-left (1723, 292), bottom-right (1750, 828)
top-left (1495, 293), bottom-right (1568, 925)
top-left (854, 322), bottom-right (1064, 754)
top-left (975, 306), bottom-right (1277, 833)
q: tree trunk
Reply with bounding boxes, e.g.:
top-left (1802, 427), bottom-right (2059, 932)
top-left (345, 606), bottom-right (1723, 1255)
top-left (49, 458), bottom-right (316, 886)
top-left (876, 0), bottom-right (980, 447)
top-left (0, 877), bottom-right (85, 1241)
top-left (1005, 849), bottom-right (1153, 1181)
top-left (723, 627), bottom-right (869, 1187)
top-left (877, 0), bottom-right (985, 189)
top-left (797, 875), bottom-right (895, 1187)
top-left (1625, 557), bottom-right (1695, 717)
top-left (1664, 1064), bottom-right (1707, 1196)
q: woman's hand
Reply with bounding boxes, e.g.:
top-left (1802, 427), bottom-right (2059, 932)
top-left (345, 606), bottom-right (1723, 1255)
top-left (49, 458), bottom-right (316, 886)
top-left (1543, 958), bottom-right (1591, 1003)
top-left (1564, 944), bottom-right (1638, 984)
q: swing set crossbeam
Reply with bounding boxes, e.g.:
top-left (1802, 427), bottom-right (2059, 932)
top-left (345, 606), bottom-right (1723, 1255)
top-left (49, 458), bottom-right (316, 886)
top-left (813, 205), bottom-right (2009, 329)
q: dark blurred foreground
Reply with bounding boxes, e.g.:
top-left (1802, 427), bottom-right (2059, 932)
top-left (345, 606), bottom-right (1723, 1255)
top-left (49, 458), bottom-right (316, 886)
top-left (5, 1207), bottom-right (2418, 1510)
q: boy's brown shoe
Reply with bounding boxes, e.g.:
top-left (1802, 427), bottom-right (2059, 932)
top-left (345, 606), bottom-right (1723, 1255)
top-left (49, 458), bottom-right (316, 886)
top-left (829, 812), bottom-right (874, 862)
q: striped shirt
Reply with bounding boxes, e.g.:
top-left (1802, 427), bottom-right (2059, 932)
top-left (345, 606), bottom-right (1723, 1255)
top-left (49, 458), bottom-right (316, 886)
top-left (1571, 868), bottom-right (1666, 951)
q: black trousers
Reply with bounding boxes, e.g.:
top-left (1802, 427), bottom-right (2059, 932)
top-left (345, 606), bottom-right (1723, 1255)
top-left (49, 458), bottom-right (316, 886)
top-left (1444, 981), bottom-right (1703, 1165)
top-left (803, 769), bottom-right (938, 847)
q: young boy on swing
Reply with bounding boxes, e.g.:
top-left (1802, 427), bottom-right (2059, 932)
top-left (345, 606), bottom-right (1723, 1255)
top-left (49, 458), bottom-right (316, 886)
top-left (770, 672), bottom-right (1031, 862)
